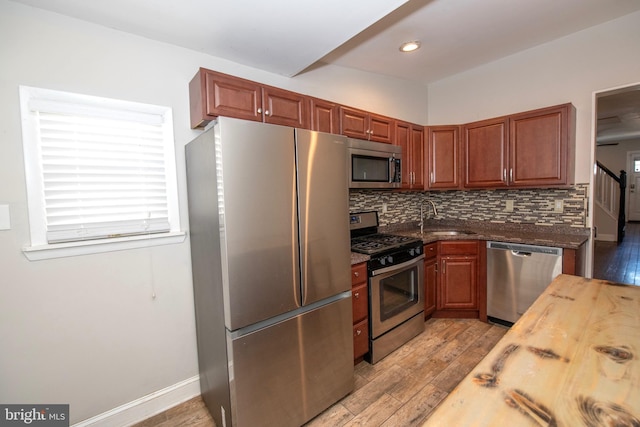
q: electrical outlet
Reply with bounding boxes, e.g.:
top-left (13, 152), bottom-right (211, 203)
top-left (505, 200), bottom-right (514, 212)
top-left (554, 200), bottom-right (564, 213)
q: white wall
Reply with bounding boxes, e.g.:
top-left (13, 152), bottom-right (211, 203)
top-left (596, 138), bottom-right (640, 174)
top-left (0, 1), bottom-right (426, 424)
top-left (427, 10), bottom-right (640, 186)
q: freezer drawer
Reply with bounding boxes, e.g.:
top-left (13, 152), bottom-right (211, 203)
top-left (487, 241), bottom-right (562, 324)
top-left (226, 296), bottom-right (354, 427)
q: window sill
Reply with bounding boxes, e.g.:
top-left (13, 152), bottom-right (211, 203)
top-left (22, 231), bottom-right (187, 261)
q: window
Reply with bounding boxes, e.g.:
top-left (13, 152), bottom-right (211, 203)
top-left (19, 86), bottom-right (184, 260)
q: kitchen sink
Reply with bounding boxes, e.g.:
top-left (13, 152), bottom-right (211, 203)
top-left (427, 230), bottom-right (476, 236)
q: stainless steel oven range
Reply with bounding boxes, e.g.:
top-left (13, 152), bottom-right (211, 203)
top-left (350, 211), bottom-right (425, 364)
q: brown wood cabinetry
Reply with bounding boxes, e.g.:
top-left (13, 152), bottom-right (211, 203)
top-left (424, 243), bottom-right (438, 318)
top-left (464, 117), bottom-right (509, 188)
top-left (463, 103), bottom-right (575, 189)
top-left (309, 98), bottom-right (339, 134)
top-left (509, 103), bottom-right (575, 187)
top-left (351, 262), bottom-right (369, 362)
top-left (396, 121), bottom-right (425, 189)
top-left (189, 68), bottom-right (575, 190)
top-left (427, 125), bottom-right (461, 189)
top-left (340, 106), bottom-right (394, 144)
top-left (562, 244), bottom-right (586, 276)
top-left (434, 240), bottom-right (486, 320)
top-left (189, 68), bottom-right (310, 129)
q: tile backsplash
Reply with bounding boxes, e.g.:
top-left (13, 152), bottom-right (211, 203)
top-left (349, 184), bottom-right (588, 228)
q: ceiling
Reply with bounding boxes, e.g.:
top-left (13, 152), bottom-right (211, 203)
top-left (597, 87), bottom-right (640, 145)
top-left (10, 0), bottom-right (640, 142)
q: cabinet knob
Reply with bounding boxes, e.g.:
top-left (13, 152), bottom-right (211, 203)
top-left (257, 107), bottom-right (262, 114)
top-left (265, 109), bottom-right (271, 116)
top-left (354, 292), bottom-right (360, 299)
top-left (355, 329), bottom-right (362, 336)
top-left (354, 271), bottom-right (359, 277)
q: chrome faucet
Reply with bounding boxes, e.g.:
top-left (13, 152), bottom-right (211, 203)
top-left (419, 199), bottom-right (438, 234)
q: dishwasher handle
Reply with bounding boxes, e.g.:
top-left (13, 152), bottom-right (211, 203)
top-left (512, 251), bottom-right (532, 257)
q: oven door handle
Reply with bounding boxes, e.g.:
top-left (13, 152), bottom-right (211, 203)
top-left (370, 254), bottom-right (425, 276)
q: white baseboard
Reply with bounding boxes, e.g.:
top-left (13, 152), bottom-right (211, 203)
top-left (595, 233), bottom-right (617, 242)
top-left (72, 376), bottom-right (201, 427)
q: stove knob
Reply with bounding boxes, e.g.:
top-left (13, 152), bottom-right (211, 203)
top-left (409, 248), bottom-right (415, 256)
top-left (380, 258), bottom-right (386, 266)
top-left (387, 255), bottom-right (394, 264)
top-left (416, 246), bottom-right (422, 254)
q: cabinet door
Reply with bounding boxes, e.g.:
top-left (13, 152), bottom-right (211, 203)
top-left (340, 106), bottom-right (369, 140)
top-left (428, 125), bottom-right (461, 189)
top-left (411, 126), bottom-right (425, 188)
top-left (424, 256), bottom-right (437, 317)
top-left (509, 104), bottom-right (574, 187)
top-left (439, 256), bottom-right (478, 310)
top-left (368, 113), bottom-right (394, 144)
top-left (353, 318), bottom-right (369, 359)
top-left (262, 86), bottom-right (310, 129)
top-left (395, 122), bottom-right (412, 189)
top-left (396, 122), bottom-right (425, 189)
top-left (464, 117), bottom-right (508, 188)
top-left (310, 98), bottom-right (339, 134)
top-left (352, 283), bottom-right (368, 324)
top-left (201, 69), bottom-right (262, 123)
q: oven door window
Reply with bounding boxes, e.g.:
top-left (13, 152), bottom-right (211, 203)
top-left (352, 155), bottom-right (389, 182)
top-left (379, 266), bottom-right (418, 321)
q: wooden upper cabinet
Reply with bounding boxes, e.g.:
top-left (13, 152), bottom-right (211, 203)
top-left (340, 106), bottom-right (394, 144)
top-left (310, 98), bottom-right (339, 134)
top-left (427, 125), bottom-right (461, 189)
top-left (463, 103), bottom-right (575, 189)
top-left (261, 86), bottom-right (310, 129)
top-left (189, 68), bottom-right (309, 129)
top-left (190, 68), bottom-right (261, 127)
top-left (464, 117), bottom-right (509, 188)
top-left (395, 121), bottom-right (424, 190)
top-left (509, 103), bottom-right (575, 187)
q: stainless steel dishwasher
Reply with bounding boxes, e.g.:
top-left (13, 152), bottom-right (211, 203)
top-left (486, 241), bottom-right (563, 325)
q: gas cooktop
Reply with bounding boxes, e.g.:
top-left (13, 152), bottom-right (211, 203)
top-left (350, 233), bottom-right (422, 255)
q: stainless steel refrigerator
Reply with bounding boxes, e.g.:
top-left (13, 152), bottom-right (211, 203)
top-left (185, 117), bottom-right (354, 427)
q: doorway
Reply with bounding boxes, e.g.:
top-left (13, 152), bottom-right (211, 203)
top-left (592, 82), bottom-right (640, 284)
top-left (627, 151), bottom-right (640, 221)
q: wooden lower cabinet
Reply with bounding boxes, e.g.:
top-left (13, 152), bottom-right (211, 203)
top-left (351, 262), bottom-right (369, 362)
top-left (432, 240), bottom-right (487, 321)
top-left (439, 255), bottom-right (478, 310)
top-left (424, 243), bottom-right (438, 318)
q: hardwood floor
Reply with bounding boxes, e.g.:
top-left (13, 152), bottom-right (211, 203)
top-left (593, 222), bottom-right (640, 285)
top-left (132, 318), bottom-right (508, 427)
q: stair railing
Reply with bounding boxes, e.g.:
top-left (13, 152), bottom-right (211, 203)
top-left (595, 161), bottom-right (627, 243)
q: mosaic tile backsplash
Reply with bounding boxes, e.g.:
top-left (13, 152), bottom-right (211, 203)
top-left (349, 184), bottom-right (589, 228)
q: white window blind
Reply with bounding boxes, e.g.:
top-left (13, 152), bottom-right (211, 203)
top-left (20, 86), bottom-right (179, 246)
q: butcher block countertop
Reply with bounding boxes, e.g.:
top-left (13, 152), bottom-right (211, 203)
top-left (423, 274), bottom-right (639, 426)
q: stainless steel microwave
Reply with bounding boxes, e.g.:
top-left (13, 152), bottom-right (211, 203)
top-left (347, 138), bottom-right (401, 189)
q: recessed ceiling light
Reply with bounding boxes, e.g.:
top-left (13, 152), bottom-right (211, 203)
top-left (399, 41), bottom-right (421, 52)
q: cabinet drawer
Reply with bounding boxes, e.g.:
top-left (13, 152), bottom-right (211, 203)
top-left (424, 242), bottom-right (437, 259)
top-left (351, 262), bottom-right (367, 286)
top-left (352, 283), bottom-right (368, 324)
top-left (439, 240), bottom-right (478, 255)
top-left (353, 319), bottom-right (369, 359)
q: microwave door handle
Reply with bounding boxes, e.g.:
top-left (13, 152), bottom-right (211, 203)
top-left (392, 158), bottom-right (401, 183)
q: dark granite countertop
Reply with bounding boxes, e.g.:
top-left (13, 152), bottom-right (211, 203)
top-left (351, 219), bottom-right (590, 265)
